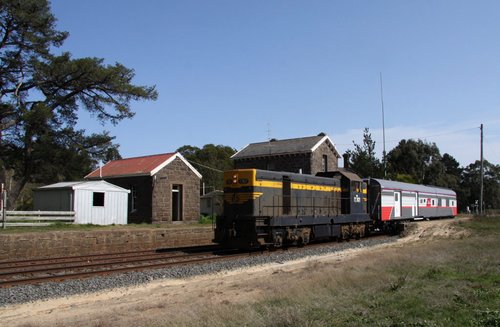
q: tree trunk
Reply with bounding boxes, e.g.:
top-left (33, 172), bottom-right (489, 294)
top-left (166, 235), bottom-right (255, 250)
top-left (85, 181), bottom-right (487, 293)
top-left (0, 162), bottom-right (27, 209)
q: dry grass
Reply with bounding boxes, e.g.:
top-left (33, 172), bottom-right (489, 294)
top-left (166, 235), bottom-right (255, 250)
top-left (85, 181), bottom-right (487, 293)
top-left (163, 217), bottom-right (500, 327)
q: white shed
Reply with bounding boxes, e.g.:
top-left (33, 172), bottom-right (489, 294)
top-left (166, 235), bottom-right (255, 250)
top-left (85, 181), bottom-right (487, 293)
top-left (33, 181), bottom-right (130, 225)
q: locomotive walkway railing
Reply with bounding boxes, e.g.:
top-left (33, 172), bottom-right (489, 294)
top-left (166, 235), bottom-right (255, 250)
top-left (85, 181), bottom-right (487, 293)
top-left (261, 195), bottom-right (342, 217)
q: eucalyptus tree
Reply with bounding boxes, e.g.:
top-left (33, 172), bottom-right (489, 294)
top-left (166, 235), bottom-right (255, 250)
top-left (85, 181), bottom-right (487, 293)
top-left (460, 160), bottom-right (499, 211)
top-left (177, 144), bottom-right (236, 192)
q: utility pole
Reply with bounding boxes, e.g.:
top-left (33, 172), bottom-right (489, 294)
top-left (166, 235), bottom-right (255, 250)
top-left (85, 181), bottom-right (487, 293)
top-left (380, 73), bottom-right (387, 177)
top-left (480, 123), bottom-right (484, 215)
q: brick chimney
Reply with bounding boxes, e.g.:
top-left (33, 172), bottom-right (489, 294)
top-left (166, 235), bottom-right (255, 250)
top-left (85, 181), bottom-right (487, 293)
top-left (343, 153), bottom-right (350, 170)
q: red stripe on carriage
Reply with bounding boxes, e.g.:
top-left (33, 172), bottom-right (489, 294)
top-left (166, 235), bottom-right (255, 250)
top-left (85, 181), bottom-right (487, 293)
top-left (381, 207), bottom-right (393, 221)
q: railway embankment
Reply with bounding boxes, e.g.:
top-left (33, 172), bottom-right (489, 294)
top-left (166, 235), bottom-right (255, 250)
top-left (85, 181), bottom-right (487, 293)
top-left (0, 226), bottom-right (214, 261)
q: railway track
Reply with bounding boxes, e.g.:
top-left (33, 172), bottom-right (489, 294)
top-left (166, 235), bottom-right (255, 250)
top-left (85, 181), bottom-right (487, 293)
top-left (0, 245), bottom-right (245, 288)
top-left (0, 236), bottom-right (392, 288)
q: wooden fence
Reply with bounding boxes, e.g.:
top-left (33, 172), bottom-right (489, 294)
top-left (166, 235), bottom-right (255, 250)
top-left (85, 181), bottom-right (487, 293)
top-left (1, 211), bottom-right (75, 228)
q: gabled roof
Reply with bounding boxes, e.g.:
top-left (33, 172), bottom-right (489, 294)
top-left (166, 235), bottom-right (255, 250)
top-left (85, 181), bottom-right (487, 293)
top-left (231, 134), bottom-right (340, 160)
top-left (85, 152), bottom-right (202, 179)
top-left (37, 180), bottom-right (130, 193)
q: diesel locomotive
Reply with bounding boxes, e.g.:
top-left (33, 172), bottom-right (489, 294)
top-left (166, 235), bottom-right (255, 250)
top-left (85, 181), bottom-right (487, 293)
top-left (214, 168), bottom-right (372, 248)
top-left (214, 168), bottom-right (457, 249)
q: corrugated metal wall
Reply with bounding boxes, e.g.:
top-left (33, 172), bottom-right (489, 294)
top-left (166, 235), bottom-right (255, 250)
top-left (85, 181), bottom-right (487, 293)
top-left (74, 190), bottom-right (128, 225)
top-left (33, 190), bottom-right (72, 211)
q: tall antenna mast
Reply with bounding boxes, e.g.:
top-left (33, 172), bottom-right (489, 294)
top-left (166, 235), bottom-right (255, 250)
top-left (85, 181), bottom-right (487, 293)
top-left (380, 72), bottom-right (387, 177)
top-left (480, 123), bottom-right (484, 215)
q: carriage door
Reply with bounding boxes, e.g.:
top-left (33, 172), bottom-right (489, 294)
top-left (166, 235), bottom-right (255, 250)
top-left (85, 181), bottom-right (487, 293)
top-left (282, 176), bottom-right (291, 215)
top-left (394, 191), bottom-right (401, 218)
top-left (414, 193), bottom-right (418, 217)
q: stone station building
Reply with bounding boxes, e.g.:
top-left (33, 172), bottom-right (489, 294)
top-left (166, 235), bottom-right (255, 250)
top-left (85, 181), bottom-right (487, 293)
top-left (231, 133), bottom-right (341, 175)
top-left (86, 152), bottom-right (202, 224)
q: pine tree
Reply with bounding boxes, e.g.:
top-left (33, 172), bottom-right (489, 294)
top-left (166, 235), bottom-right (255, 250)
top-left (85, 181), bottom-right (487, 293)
top-left (0, 0), bottom-right (157, 208)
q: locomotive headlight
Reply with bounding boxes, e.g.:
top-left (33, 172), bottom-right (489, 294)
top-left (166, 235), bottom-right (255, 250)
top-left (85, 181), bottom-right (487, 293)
top-left (232, 174), bottom-right (238, 184)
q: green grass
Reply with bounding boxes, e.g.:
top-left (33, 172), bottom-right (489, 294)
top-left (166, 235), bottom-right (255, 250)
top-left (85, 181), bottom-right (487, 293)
top-left (198, 214), bottom-right (216, 225)
top-left (166, 216), bottom-right (500, 327)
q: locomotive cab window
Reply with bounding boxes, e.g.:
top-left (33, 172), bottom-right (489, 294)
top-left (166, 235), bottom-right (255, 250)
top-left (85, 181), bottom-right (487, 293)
top-left (351, 181), bottom-right (361, 193)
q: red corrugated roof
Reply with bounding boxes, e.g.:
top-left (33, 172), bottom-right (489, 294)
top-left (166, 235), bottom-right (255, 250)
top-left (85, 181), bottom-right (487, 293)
top-left (86, 153), bottom-right (176, 179)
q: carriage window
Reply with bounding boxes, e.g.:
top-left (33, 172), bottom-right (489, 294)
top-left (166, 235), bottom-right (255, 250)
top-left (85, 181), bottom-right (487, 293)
top-left (394, 193), bottom-right (399, 201)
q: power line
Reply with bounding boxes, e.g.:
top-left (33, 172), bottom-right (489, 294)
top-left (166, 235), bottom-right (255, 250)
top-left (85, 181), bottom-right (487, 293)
top-left (334, 126), bottom-right (479, 146)
top-left (386, 126), bottom-right (479, 144)
top-left (187, 160), bottom-right (225, 173)
top-left (483, 133), bottom-right (500, 164)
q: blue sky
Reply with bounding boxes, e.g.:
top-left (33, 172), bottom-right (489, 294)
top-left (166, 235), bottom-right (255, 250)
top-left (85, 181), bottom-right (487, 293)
top-left (50, 0), bottom-right (499, 167)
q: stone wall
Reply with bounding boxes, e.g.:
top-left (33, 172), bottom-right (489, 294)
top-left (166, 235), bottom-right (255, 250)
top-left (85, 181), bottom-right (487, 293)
top-left (234, 143), bottom-right (339, 176)
top-left (234, 153), bottom-right (312, 174)
top-left (152, 157), bottom-right (200, 223)
top-left (0, 227), bottom-right (214, 261)
top-left (310, 141), bottom-right (339, 174)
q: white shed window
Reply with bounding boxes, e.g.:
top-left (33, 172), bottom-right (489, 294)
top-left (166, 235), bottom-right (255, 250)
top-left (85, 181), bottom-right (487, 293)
top-left (93, 192), bottom-right (105, 207)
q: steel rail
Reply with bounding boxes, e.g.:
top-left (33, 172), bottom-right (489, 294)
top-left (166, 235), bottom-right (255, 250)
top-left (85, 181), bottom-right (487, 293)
top-left (0, 250), bottom-right (253, 288)
top-left (0, 249), bottom-right (220, 272)
top-left (0, 244), bottom-right (221, 267)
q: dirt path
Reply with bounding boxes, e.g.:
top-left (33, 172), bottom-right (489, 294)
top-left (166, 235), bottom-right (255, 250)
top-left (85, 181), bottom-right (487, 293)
top-left (0, 218), bottom-right (468, 327)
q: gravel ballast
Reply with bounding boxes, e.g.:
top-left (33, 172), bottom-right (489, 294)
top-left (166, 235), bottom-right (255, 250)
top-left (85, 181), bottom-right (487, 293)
top-left (0, 237), bottom-right (397, 306)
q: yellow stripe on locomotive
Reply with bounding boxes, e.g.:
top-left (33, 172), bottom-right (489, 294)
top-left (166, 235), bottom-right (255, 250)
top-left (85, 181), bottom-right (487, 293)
top-left (223, 192), bottom-right (264, 204)
top-left (224, 169), bottom-right (341, 197)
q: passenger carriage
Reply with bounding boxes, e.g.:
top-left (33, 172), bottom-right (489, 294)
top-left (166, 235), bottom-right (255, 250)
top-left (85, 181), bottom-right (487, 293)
top-left (365, 178), bottom-right (457, 222)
